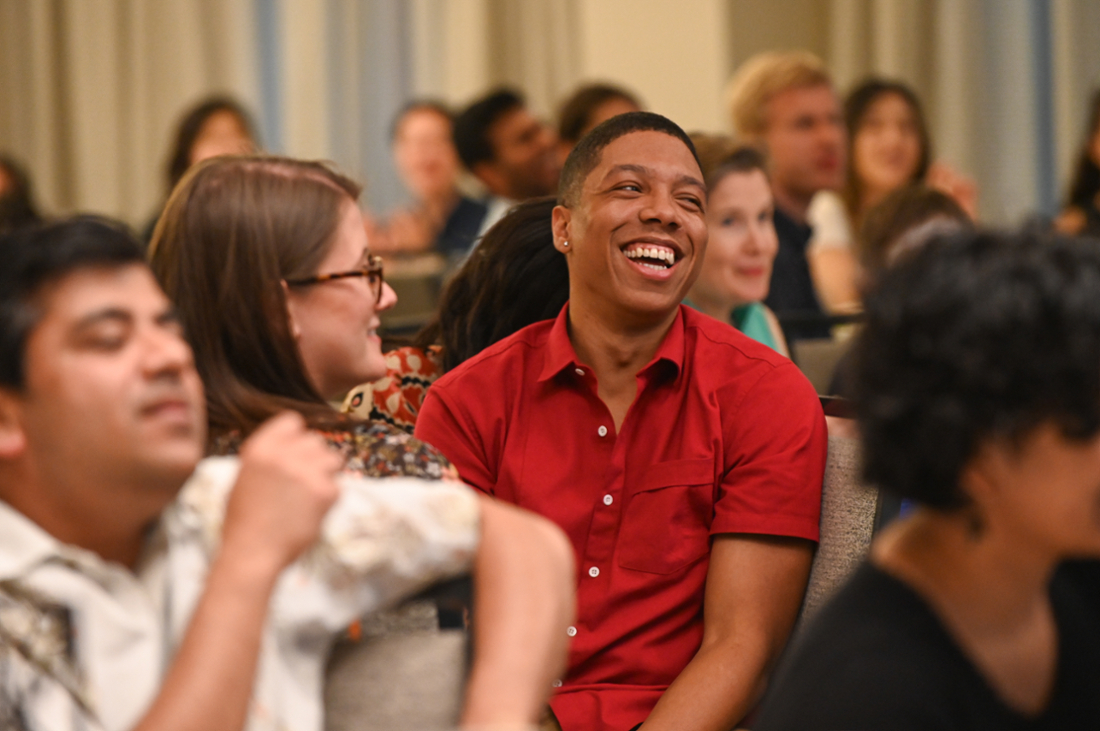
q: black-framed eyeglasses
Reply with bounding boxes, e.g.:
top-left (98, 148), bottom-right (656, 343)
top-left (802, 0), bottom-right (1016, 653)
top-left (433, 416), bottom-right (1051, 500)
top-left (284, 254), bottom-right (384, 304)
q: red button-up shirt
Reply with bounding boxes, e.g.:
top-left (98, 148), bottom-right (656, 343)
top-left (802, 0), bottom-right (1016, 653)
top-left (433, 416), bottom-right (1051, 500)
top-left (416, 305), bottom-right (826, 730)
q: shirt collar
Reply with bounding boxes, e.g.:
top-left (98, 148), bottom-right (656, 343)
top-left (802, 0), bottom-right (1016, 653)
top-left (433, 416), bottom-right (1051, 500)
top-left (538, 303), bottom-right (686, 383)
top-left (0, 499), bottom-right (69, 580)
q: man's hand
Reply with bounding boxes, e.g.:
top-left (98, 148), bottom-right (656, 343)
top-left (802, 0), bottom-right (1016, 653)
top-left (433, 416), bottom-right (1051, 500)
top-left (222, 411), bottom-right (343, 575)
top-left (134, 412), bottom-right (343, 731)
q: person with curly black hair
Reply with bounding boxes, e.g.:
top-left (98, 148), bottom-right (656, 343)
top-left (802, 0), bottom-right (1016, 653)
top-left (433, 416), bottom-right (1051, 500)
top-left (756, 229), bottom-right (1100, 730)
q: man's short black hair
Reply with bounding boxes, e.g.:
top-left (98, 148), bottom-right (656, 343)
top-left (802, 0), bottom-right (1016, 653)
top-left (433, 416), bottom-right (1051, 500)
top-left (0, 216), bottom-right (144, 390)
top-left (853, 229), bottom-right (1100, 509)
top-left (557, 83), bottom-right (641, 144)
top-left (452, 88), bottom-right (525, 170)
top-left (557, 111), bottom-right (701, 208)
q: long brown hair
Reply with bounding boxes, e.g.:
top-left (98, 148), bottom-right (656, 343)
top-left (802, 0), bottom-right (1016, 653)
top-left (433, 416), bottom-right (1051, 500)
top-left (149, 155), bottom-right (361, 441)
top-left (842, 79), bottom-right (931, 227)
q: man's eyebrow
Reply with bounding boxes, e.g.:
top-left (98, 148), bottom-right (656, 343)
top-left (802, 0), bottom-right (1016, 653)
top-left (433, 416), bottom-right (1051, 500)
top-left (605, 164), bottom-right (705, 191)
top-left (611, 163), bottom-right (649, 176)
top-left (676, 173), bottom-right (706, 190)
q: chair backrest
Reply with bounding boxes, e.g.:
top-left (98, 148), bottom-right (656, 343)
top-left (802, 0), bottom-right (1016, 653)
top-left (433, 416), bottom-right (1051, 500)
top-left (799, 417), bottom-right (878, 620)
top-left (791, 336), bottom-right (854, 395)
top-left (324, 595), bottom-right (469, 730)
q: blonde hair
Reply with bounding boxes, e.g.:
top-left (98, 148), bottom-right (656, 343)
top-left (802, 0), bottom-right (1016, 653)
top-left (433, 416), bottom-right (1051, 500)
top-left (726, 50), bottom-right (832, 138)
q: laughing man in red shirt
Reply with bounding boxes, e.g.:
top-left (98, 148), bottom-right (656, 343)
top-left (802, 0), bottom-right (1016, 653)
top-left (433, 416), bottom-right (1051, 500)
top-left (416, 112), bottom-right (827, 731)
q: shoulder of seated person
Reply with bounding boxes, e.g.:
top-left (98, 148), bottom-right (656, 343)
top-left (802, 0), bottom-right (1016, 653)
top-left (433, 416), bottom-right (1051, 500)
top-left (683, 306), bottom-right (791, 368)
top-left (431, 319), bottom-right (555, 388)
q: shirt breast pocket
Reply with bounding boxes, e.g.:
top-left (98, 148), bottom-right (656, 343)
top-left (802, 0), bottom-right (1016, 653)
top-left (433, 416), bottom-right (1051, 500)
top-left (617, 459), bottom-right (715, 575)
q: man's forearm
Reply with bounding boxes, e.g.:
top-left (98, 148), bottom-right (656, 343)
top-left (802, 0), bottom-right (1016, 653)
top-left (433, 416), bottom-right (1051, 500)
top-left (132, 545), bottom-right (282, 731)
top-left (640, 536), bottom-right (813, 731)
top-left (638, 635), bottom-right (773, 731)
top-left (460, 497), bottom-right (575, 728)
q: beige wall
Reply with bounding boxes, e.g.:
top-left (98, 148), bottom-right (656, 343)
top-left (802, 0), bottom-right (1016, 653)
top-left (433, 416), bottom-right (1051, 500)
top-left (576, 0), bottom-right (730, 132)
top-left (3, 0), bottom-right (1100, 226)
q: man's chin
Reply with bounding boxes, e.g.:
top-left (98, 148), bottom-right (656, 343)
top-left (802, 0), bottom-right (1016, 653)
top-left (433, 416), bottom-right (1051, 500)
top-left (139, 444), bottom-right (205, 493)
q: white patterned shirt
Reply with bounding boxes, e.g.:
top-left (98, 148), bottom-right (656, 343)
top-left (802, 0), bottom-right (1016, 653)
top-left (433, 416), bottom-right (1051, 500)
top-left (0, 457), bottom-right (480, 731)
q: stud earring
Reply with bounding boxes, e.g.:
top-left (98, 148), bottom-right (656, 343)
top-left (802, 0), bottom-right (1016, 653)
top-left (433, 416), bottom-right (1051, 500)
top-left (562, 240), bottom-right (569, 247)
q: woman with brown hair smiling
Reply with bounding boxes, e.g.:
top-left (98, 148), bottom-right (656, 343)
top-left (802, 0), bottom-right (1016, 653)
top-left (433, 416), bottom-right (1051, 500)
top-left (147, 154), bottom-right (576, 729)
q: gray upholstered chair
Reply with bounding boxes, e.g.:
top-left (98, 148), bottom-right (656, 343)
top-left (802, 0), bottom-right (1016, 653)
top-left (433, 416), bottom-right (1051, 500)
top-left (799, 416), bottom-right (879, 620)
top-left (324, 585), bottom-right (470, 731)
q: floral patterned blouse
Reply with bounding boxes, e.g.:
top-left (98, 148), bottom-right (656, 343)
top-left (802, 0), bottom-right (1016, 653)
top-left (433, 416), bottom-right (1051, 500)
top-left (342, 346), bottom-right (443, 433)
top-left (212, 418), bottom-right (459, 483)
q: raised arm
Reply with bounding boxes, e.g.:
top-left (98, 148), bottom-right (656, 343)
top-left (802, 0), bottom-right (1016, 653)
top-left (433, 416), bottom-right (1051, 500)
top-left (462, 497), bottom-right (576, 728)
top-left (638, 534), bottom-right (813, 730)
top-left (134, 412), bottom-right (343, 731)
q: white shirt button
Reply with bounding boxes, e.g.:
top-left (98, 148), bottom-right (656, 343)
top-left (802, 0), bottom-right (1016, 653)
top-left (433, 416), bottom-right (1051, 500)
top-left (603, 494), bottom-right (613, 506)
top-left (588, 566), bottom-right (600, 578)
top-left (597, 425), bottom-right (608, 437)
top-left (552, 679), bottom-right (563, 688)
top-left (566, 625), bottom-right (577, 637)
top-left (574, 368), bottom-right (584, 376)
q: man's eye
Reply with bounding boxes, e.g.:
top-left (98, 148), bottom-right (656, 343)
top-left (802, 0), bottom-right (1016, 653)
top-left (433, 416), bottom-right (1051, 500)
top-left (86, 333), bottom-right (126, 351)
top-left (619, 183), bottom-right (641, 192)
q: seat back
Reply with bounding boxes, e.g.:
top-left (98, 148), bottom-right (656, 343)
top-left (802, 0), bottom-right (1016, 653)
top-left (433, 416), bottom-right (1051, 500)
top-left (799, 417), bottom-right (878, 620)
top-left (324, 594), bottom-right (469, 730)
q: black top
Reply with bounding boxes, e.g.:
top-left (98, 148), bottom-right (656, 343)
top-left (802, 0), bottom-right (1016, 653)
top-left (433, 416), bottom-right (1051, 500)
top-left (435, 195), bottom-right (487, 257)
top-left (755, 562), bottom-right (1100, 731)
top-left (766, 207), bottom-right (829, 341)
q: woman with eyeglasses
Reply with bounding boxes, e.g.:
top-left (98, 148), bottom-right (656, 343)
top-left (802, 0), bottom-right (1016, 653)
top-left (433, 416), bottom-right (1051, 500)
top-left (149, 155), bottom-right (451, 480)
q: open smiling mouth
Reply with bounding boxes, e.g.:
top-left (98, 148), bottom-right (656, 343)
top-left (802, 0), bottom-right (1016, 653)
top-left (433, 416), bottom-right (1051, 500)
top-left (622, 244), bottom-right (677, 271)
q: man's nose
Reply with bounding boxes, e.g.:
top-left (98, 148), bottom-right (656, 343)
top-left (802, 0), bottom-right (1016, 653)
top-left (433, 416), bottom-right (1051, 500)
top-left (640, 189), bottom-right (680, 228)
top-left (143, 326), bottom-right (194, 379)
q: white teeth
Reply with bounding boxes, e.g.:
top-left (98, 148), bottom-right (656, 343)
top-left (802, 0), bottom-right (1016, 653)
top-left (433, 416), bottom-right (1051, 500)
top-left (624, 246), bottom-right (675, 266)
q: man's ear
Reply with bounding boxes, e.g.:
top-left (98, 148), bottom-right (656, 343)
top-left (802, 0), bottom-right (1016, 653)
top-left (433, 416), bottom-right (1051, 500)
top-left (552, 205), bottom-right (572, 255)
top-left (281, 281), bottom-right (302, 339)
top-left (0, 389), bottom-right (28, 459)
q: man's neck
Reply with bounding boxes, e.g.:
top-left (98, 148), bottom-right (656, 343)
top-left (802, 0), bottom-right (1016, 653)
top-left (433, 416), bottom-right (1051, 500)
top-left (689, 291), bottom-right (735, 323)
top-left (0, 465), bottom-right (163, 570)
top-left (420, 187), bottom-right (459, 225)
top-left (567, 301), bottom-right (678, 431)
top-left (771, 184), bottom-right (813, 225)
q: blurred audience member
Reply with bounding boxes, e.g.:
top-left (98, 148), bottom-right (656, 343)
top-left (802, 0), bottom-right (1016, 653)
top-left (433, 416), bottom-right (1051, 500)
top-left (143, 96), bottom-right (258, 241)
top-left (828, 184), bottom-right (972, 399)
top-left (687, 135), bottom-right (787, 354)
top-left (0, 155), bottom-right (42, 235)
top-left (370, 101), bottom-right (486, 259)
top-left (1056, 88), bottom-right (1100, 237)
top-left (727, 51), bottom-right (844, 339)
top-left (4, 213), bottom-right (574, 731)
top-left (756, 230), bottom-right (1100, 730)
top-left (556, 82), bottom-right (642, 166)
top-left (859, 183), bottom-right (972, 281)
top-left (808, 79), bottom-right (977, 311)
top-left (453, 88), bottom-right (559, 238)
top-left (344, 197), bottom-right (569, 432)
